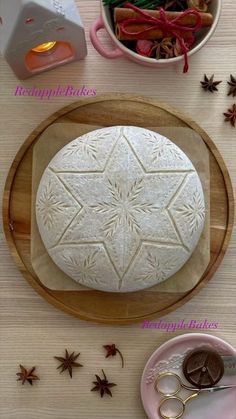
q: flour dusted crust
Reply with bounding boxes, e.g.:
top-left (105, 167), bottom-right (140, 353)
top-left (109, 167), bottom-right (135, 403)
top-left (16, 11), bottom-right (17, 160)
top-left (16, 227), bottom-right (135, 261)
top-left (36, 126), bottom-right (205, 292)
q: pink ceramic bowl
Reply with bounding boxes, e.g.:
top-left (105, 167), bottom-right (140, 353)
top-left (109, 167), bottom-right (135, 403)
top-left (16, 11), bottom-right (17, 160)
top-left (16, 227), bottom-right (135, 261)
top-left (90, 1), bottom-right (222, 68)
top-left (140, 333), bottom-right (236, 419)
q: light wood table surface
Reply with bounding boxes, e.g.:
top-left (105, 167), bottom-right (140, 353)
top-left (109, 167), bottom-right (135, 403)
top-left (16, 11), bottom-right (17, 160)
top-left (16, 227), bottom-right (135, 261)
top-left (0, 1), bottom-right (236, 418)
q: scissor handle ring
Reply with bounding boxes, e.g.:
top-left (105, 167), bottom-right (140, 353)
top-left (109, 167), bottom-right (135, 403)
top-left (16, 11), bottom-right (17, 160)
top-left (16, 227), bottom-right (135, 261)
top-left (155, 372), bottom-right (181, 396)
top-left (158, 396), bottom-right (185, 419)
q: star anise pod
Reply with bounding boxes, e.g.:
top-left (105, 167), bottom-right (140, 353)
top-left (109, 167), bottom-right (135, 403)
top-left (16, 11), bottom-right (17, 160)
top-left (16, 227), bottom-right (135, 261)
top-left (201, 74), bottom-right (222, 93)
top-left (227, 75), bottom-right (236, 97)
top-left (151, 38), bottom-right (175, 59)
top-left (155, 38), bottom-right (175, 59)
top-left (224, 104), bottom-right (236, 127)
top-left (91, 369), bottom-right (117, 398)
top-left (16, 365), bottom-right (40, 385)
top-left (103, 344), bottom-right (124, 368)
top-left (54, 349), bottom-right (83, 378)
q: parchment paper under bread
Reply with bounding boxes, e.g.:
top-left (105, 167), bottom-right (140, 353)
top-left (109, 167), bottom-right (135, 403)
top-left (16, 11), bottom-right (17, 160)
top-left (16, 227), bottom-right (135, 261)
top-left (31, 123), bottom-right (210, 293)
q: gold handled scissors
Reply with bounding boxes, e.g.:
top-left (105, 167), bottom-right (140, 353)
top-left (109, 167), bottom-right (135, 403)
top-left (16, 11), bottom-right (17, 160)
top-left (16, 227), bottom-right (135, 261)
top-left (155, 372), bottom-right (236, 419)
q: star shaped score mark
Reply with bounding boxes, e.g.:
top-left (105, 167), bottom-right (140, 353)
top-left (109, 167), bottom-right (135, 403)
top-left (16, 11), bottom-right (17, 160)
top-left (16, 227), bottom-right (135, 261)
top-left (50, 133), bottom-right (192, 283)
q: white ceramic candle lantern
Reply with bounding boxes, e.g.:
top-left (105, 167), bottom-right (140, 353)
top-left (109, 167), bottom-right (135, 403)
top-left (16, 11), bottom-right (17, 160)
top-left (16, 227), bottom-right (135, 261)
top-left (0, 0), bottom-right (87, 79)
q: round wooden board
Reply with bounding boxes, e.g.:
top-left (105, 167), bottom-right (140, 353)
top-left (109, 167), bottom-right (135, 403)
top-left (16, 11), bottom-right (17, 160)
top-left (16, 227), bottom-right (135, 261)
top-left (3, 94), bottom-right (234, 324)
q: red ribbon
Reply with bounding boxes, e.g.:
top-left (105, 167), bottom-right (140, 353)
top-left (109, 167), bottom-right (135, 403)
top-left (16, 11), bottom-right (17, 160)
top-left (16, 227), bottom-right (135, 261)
top-left (119, 3), bottom-right (202, 73)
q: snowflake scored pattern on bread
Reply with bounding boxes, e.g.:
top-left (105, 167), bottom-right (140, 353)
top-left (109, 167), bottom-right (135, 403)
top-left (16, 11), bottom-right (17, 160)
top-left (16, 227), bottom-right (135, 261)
top-left (36, 126), bottom-right (205, 292)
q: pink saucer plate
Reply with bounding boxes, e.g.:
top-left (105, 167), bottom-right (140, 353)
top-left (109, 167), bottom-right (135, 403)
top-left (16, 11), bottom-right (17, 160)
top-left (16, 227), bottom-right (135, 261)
top-left (141, 333), bottom-right (236, 419)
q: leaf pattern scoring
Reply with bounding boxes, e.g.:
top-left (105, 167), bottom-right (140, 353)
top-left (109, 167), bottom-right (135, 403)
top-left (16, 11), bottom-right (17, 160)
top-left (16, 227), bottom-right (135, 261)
top-left (62, 251), bottom-right (101, 285)
top-left (143, 132), bottom-right (184, 162)
top-left (63, 131), bottom-right (111, 161)
top-left (136, 253), bottom-right (178, 283)
top-left (91, 178), bottom-right (158, 238)
top-left (36, 181), bottom-right (69, 230)
top-left (174, 190), bottom-right (205, 235)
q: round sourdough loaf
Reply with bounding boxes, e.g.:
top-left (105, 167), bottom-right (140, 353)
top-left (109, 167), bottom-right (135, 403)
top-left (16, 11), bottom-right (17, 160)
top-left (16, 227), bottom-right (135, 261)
top-left (36, 126), bottom-right (205, 292)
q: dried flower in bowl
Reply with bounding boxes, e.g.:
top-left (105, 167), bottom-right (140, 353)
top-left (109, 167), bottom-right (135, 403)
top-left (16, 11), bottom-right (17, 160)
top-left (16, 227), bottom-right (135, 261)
top-left (152, 37), bottom-right (183, 59)
top-left (187, 0), bottom-right (210, 12)
top-left (136, 40), bottom-right (154, 57)
top-left (136, 37), bottom-right (184, 59)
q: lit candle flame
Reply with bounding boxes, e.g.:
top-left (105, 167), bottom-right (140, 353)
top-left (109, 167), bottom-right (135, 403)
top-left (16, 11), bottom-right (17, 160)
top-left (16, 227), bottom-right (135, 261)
top-left (31, 42), bottom-right (57, 53)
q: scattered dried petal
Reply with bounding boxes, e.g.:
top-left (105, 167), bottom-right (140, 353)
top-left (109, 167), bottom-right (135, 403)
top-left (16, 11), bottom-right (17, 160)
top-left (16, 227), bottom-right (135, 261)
top-left (103, 344), bottom-right (124, 368)
top-left (136, 40), bottom-right (154, 57)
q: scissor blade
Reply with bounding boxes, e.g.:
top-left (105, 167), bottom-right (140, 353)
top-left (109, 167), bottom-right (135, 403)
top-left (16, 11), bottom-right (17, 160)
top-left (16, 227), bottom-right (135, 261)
top-left (200, 385), bottom-right (236, 393)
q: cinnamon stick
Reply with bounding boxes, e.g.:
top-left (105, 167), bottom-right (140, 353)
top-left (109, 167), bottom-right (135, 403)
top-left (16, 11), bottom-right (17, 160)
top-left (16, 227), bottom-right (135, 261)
top-left (116, 23), bottom-right (194, 41)
top-left (114, 8), bottom-right (213, 27)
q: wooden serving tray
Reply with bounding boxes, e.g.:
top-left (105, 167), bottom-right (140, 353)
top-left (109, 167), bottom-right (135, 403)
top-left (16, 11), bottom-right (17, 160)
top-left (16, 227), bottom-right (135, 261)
top-left (3, 94), bottom-right (234, 324)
